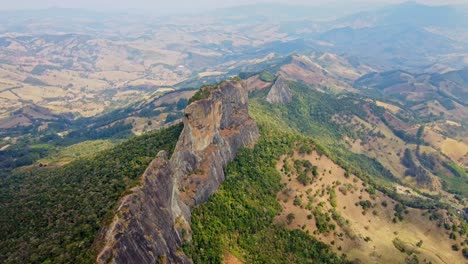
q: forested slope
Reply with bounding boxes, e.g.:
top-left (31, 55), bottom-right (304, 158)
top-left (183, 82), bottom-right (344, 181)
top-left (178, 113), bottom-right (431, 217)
top-left (0, 125), bottom-right (182, 263)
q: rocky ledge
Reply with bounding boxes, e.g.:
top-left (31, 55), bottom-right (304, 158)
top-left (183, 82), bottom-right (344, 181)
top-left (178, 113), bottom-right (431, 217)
top-left (96, 79), bottom-right (259, 264)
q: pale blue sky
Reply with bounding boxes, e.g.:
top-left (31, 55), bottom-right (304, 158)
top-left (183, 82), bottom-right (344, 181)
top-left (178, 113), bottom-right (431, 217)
top-left (0, 0), bottom-right (464, 11)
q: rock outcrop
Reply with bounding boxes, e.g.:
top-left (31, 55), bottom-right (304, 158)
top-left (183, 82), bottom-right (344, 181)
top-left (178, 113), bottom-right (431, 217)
top-left (96, 80), bottom-right (259, 264)
top-left (266, 75), bottom-right (292, 104)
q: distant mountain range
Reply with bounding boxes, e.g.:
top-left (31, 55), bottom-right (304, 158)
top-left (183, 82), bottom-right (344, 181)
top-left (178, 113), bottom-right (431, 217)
top-left (309, 1), bottom-right (468, 70)
top-left (331, 1), bottom-right (468, 29)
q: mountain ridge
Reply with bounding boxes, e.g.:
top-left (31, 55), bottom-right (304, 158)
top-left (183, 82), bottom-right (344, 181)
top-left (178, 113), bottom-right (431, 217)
top-left (96, 79), bottom-right (259, 263)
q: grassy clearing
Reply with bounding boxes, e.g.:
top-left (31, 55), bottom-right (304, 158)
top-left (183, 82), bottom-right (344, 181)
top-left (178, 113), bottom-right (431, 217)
top-left (439, 171), bottom-right (468, 197)
top-left (37, 140), bottom-right (116, 166)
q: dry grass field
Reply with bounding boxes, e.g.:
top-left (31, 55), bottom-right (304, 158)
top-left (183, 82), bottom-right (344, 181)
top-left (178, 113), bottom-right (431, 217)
top-left (376, 101), bottom-right (402, 113)
top-left (0, 18), bottom-right (296, 121)
top-left (275, 150), bottom-right (466, 264)
top-left (423, 126), bottom-right (468, 167)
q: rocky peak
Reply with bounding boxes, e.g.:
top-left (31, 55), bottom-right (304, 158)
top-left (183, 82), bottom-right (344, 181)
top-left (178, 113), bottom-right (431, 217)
top-left (173, 80), bottom-right (258, 207)
top-left (96, 79), bottom-right (259, 264)
top-left (266, 75), bottom-right (292, 104)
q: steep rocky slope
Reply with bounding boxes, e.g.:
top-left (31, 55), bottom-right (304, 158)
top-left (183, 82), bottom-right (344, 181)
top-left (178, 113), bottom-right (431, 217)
top-left (266, 75), bottom-right (292, 104)
top-left (96, 79), bottom-right (259, 263)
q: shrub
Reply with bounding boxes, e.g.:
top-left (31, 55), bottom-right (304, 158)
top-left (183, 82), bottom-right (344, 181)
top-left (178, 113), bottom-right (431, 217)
top-left (359, 200), bottom-right (372, 210)
top-left (287, 213), bottom-right (296, 225)
top-left (416, 240), bottom-right (423, 247)
top-left (462, 248), bottom-right (468, 259)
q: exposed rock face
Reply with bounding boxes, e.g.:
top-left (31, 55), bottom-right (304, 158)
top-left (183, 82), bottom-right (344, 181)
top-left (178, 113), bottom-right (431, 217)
top-left (96, 80), bottom-right (259, 264)
top-left (266, 75), bottom-right (292, 104)
top-left (96, 151), bottom-right (189, 264)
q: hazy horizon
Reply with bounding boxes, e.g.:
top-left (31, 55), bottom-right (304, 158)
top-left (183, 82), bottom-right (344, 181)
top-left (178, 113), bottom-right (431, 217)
top-left (0, 0), bottom-right (466, 12)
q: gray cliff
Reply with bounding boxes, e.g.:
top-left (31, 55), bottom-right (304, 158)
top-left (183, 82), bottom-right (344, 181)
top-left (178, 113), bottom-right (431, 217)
top-left (266, 75), bottom-right (292, 104)
top-left (96, 80), bottom-right (259, 264)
